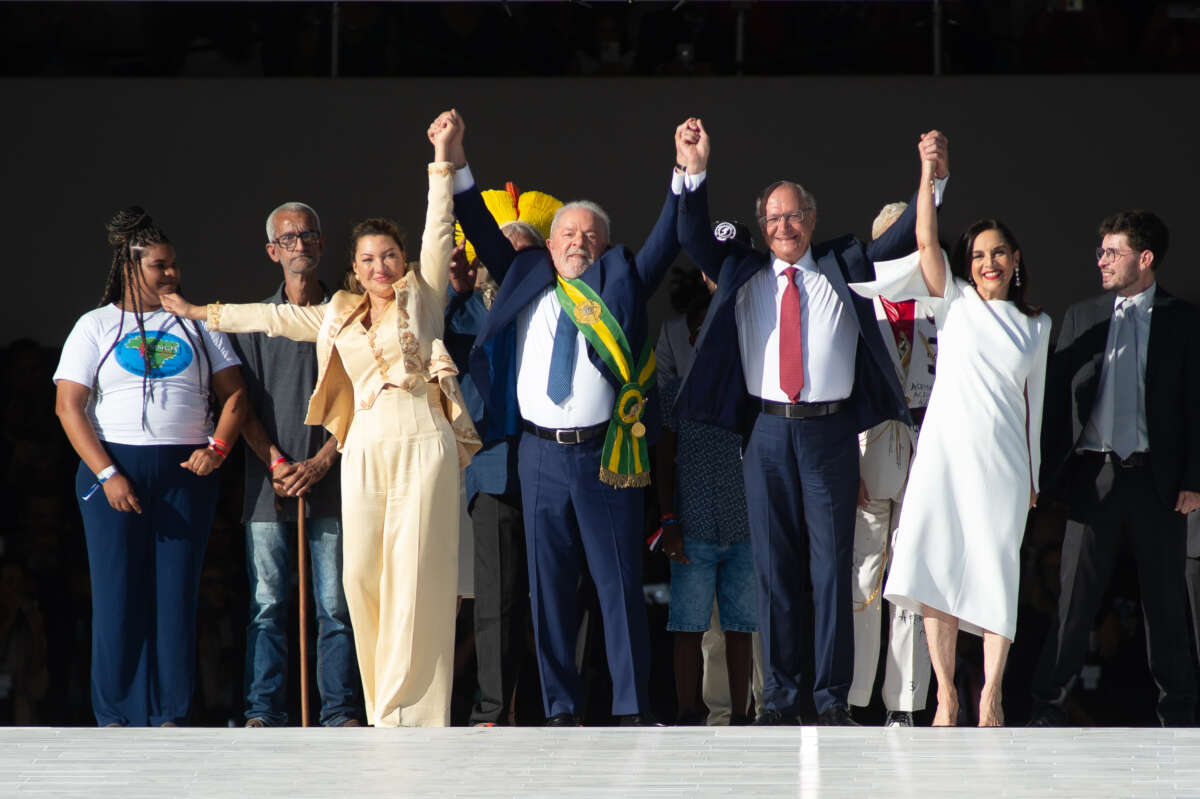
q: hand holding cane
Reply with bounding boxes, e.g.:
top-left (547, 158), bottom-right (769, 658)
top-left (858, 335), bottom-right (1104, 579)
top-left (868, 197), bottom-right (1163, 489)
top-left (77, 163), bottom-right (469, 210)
top-left (297, 494), bottom-right (311, 728)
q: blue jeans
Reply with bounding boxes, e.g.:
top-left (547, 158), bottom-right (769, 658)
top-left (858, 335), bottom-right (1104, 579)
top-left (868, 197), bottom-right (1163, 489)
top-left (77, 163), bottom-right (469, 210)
top-left (244, 517), bottom-right (358, 726)
top-left (667, 537), bottom-right (758, 633)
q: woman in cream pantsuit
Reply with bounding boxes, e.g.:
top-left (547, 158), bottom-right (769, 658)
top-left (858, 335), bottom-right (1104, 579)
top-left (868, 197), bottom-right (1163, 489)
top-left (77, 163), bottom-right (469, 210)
top-left (164, 116), bottom-right (480, 726)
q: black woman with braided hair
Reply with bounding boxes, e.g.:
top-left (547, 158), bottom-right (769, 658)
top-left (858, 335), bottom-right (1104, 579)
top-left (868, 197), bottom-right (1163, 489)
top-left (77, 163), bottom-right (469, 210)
top-left (53, 206), bottom-right (249, 727)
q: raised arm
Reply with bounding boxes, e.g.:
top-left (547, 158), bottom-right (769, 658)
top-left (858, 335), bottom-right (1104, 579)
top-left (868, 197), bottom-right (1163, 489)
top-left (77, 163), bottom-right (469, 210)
top-left (631, 190), bottom-right (681, 293)
top-left (420, 111), bottom-right (463, 306)
top-left (867, 129), bottom-right (949, 269)
top-left (915, 155), bottom-right (946, 298)
top-left (160, 293), bottom-right (325, 342)
top-left (433, 109), bottom-right (519, 283)
top-left (673, 118), bottom-right (732, 282)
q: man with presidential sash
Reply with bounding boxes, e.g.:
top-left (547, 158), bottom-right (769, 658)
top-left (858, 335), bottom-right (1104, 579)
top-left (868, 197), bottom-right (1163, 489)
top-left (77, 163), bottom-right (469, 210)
top-left (434, 109), bottom-right (682, 725)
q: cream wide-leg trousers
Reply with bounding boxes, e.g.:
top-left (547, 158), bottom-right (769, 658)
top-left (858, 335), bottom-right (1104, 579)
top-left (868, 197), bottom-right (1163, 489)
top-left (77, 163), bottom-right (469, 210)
top-left (849, 494), bottom-right (932, 712)
top-left (340, 384), bottom-right (460, 727)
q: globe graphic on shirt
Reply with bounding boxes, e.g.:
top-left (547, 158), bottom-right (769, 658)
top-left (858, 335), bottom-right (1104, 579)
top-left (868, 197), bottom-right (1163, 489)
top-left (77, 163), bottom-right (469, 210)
top-left (114, 330), bottom-right (194, 378)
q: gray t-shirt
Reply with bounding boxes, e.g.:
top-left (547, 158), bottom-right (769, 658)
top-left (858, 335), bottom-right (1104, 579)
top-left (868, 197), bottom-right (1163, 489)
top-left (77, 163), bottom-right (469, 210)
top-left (233, 283), bottom-right (340, 523)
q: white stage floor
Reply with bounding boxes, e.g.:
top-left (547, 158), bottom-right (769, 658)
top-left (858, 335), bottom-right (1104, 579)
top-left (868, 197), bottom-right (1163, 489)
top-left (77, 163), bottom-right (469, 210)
top-left (1, 726), bottom-right (1198, 797)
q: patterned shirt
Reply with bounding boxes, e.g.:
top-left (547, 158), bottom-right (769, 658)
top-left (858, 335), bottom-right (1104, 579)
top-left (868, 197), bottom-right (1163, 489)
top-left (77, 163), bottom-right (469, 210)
top-left (657, 314), bottom-right (749, 546)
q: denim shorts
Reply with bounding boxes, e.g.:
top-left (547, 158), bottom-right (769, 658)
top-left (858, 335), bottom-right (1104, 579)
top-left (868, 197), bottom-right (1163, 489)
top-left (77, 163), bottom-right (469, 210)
top-left (667, 537), bottom-right (758, 633)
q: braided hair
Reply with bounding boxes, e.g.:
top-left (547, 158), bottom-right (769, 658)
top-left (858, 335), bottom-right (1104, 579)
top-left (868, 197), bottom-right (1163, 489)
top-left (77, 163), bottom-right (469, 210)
top-left (95, 206), bottom-right (215, 429)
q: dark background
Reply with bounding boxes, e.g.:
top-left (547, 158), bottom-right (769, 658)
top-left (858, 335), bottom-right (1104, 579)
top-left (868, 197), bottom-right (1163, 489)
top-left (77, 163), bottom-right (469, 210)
top-left (2, 0), bottom-right (1198, 727)
top-left (6, 73), bottom-right (1200, 349)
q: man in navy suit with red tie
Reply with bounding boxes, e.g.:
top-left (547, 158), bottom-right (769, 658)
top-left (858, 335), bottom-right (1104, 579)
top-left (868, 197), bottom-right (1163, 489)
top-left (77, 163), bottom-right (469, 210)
top-left (435, 109), bottom-right (688, 726)
top-left (672, 119), bottom-right (949, 724)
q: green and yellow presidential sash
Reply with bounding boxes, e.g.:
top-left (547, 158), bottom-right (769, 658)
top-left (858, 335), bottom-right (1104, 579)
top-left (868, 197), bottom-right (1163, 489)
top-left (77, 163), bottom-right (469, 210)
top-left (555, 275), bottom-right (656, 489)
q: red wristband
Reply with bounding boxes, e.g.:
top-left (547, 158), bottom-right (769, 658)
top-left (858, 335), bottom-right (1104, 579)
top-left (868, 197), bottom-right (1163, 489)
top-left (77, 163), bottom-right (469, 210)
top-left (268, 456), bottom-right (288, 472)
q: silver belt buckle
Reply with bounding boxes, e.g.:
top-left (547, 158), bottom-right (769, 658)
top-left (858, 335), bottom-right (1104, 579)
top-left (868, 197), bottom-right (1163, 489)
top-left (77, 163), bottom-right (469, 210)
top-left (555, 429), bottom-right (576, 445)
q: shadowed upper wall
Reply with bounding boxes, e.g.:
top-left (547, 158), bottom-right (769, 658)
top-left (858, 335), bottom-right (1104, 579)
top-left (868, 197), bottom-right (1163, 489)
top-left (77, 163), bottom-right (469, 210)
top-left (4, 75), bottom-right (1198, 349)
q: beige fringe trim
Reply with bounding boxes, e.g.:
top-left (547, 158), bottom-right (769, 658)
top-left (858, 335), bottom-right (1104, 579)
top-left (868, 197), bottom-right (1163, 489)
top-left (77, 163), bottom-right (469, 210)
top-left (599, 468), bottom-right (652, 489)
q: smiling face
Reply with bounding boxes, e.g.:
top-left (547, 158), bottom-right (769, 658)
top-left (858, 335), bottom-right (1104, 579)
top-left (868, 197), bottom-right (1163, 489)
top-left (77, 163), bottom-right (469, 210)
top-left (760, 184), bottom-right (816, 264)
top-left (352, 234), bottom-right (405, 300)
top-left (968, 228), bottom-right (1019, 301)
top-left (547, 207), bottom-right (606, 279)
top-left (1097, 232), bottom-right (1154, 297)
top-left (130, 243), bottom-right (179, 308)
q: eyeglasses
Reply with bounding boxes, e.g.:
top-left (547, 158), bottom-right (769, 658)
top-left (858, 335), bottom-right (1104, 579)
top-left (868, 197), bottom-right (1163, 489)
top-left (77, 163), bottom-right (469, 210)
top-left (273, 230), bottom-right (321, 250)
top-left (759, 209), bottom-right (814, 230)
top-left (1095, 247), bottom-right (1136, 263)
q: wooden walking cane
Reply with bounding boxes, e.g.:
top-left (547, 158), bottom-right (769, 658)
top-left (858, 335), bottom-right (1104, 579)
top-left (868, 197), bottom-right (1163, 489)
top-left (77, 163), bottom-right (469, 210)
top-left (297, 495), bottom-right (311, 728)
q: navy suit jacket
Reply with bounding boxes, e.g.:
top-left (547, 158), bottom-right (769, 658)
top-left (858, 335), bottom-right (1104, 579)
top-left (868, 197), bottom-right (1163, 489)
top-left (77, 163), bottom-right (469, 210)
top-left (673, 181), bottom-right (915, 437)
top-left (455, 179), bottom-right (681, 445)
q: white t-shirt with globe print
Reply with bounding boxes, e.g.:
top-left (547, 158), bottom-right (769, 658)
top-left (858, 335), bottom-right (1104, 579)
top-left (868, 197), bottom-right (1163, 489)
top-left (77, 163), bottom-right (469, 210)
top-left (53, 304), bottom-right (240, 446)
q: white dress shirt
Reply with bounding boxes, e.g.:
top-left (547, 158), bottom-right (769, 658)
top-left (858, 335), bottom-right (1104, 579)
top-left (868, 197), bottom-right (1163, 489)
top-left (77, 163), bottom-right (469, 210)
top-left (682, 171), bottom-right (945, 404)
top-left (1078, 282), bottom-right (1155, 453)
top-left (515, 285), bottom-right (615, 429)
top-left (458, 164), bottom-right (684, 429)
top-left (738, 252), bottom-right (858, 402)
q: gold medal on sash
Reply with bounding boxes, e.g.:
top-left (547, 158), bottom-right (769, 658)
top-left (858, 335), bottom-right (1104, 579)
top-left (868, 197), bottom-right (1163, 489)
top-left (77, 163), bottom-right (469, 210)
top-left (631, 421), bottom-right (646, 438)
top-left (574, 300), bottom-right (602, 325)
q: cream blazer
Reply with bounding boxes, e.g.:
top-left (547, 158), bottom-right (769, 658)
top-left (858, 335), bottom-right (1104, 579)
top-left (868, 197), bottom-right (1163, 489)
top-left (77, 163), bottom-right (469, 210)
top-left (209, 162), bottom-right (480, 466)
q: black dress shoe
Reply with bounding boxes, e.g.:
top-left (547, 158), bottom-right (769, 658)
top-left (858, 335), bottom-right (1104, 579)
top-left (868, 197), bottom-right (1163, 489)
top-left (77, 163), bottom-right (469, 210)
top-left (545, 713), bottom-right (581, 727)
top-left (885, 711), bottom-right (914, 727)
top-left (1026, 702), bottom-right (1067, 727)
top-left (817, 705), bottom-right (859, 726)
top-left (753, 709), bottom-right (800, 726)
top-left (618, 713), bottom-right (664, 727)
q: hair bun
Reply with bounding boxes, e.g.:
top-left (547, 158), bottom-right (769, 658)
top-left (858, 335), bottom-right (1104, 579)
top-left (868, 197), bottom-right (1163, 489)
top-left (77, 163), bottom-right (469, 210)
top-left (106, 205), bottom-right (151, 246)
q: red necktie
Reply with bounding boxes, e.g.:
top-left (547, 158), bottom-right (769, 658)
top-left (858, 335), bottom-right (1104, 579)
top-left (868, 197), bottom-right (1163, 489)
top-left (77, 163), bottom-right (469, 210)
top-left (779, 266), bottom-right (804, 401)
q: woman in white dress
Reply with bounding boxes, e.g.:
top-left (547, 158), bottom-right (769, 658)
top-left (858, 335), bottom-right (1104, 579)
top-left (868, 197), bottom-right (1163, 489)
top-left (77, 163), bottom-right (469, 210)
top-left (850, 154), bottom-right (1051, 727)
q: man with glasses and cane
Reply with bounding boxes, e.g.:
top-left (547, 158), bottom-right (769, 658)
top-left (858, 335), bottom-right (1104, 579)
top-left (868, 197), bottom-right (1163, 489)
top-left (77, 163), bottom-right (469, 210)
top-left (236, 202), bottom-right (360, 728)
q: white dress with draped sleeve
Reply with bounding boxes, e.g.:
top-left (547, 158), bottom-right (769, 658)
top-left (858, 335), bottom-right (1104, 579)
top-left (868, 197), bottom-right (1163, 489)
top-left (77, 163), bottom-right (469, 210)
top-left (850, 251), bottom-right (1051, 640)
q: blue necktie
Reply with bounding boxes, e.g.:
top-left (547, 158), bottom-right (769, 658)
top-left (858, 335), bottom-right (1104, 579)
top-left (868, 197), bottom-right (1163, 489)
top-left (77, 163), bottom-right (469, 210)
top-left (546, 306), bottom-right (576, 404)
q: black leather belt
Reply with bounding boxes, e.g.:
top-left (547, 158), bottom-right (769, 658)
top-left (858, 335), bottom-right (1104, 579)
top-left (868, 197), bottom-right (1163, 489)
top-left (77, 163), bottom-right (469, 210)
top-left (760, 399), bottom-right (846, 419)
top-left (522, 420), bottom-right (607, 445)
top-left (909, 407), bottom-right (927, 427)
top-left (1106, 451), bottom-right (1149, 469)
top-left (1080, 450), bottom-right (1150, 470)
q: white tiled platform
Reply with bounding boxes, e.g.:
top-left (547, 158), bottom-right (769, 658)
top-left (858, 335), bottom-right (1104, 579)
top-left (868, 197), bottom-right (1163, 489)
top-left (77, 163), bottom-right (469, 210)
top-left (2, 726), bottom-right (1199, 798)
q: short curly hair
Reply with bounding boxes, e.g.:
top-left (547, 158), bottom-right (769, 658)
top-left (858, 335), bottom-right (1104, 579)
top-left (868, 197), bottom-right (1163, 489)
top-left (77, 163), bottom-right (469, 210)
top-left (1098, 210), bottom-right (1168, 270)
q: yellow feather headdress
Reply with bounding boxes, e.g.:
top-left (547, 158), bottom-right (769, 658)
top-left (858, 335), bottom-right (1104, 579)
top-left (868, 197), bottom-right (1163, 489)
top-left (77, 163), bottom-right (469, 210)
top-left (454, 182), bottom-right (564, 265)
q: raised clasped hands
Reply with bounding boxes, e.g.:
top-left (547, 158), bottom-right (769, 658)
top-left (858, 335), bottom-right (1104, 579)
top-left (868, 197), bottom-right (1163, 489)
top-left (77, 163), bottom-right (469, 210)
top-left (675, 117), bottom-right (709, 175)
top-left (918, 130), bottom-right (950, 179)
top-left (428, 109), bottom-right (466, 168)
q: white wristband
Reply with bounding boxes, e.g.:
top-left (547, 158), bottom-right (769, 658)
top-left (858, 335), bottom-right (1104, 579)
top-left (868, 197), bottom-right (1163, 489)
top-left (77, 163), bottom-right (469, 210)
top-left (96, 465), bottom-right (118, 483)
